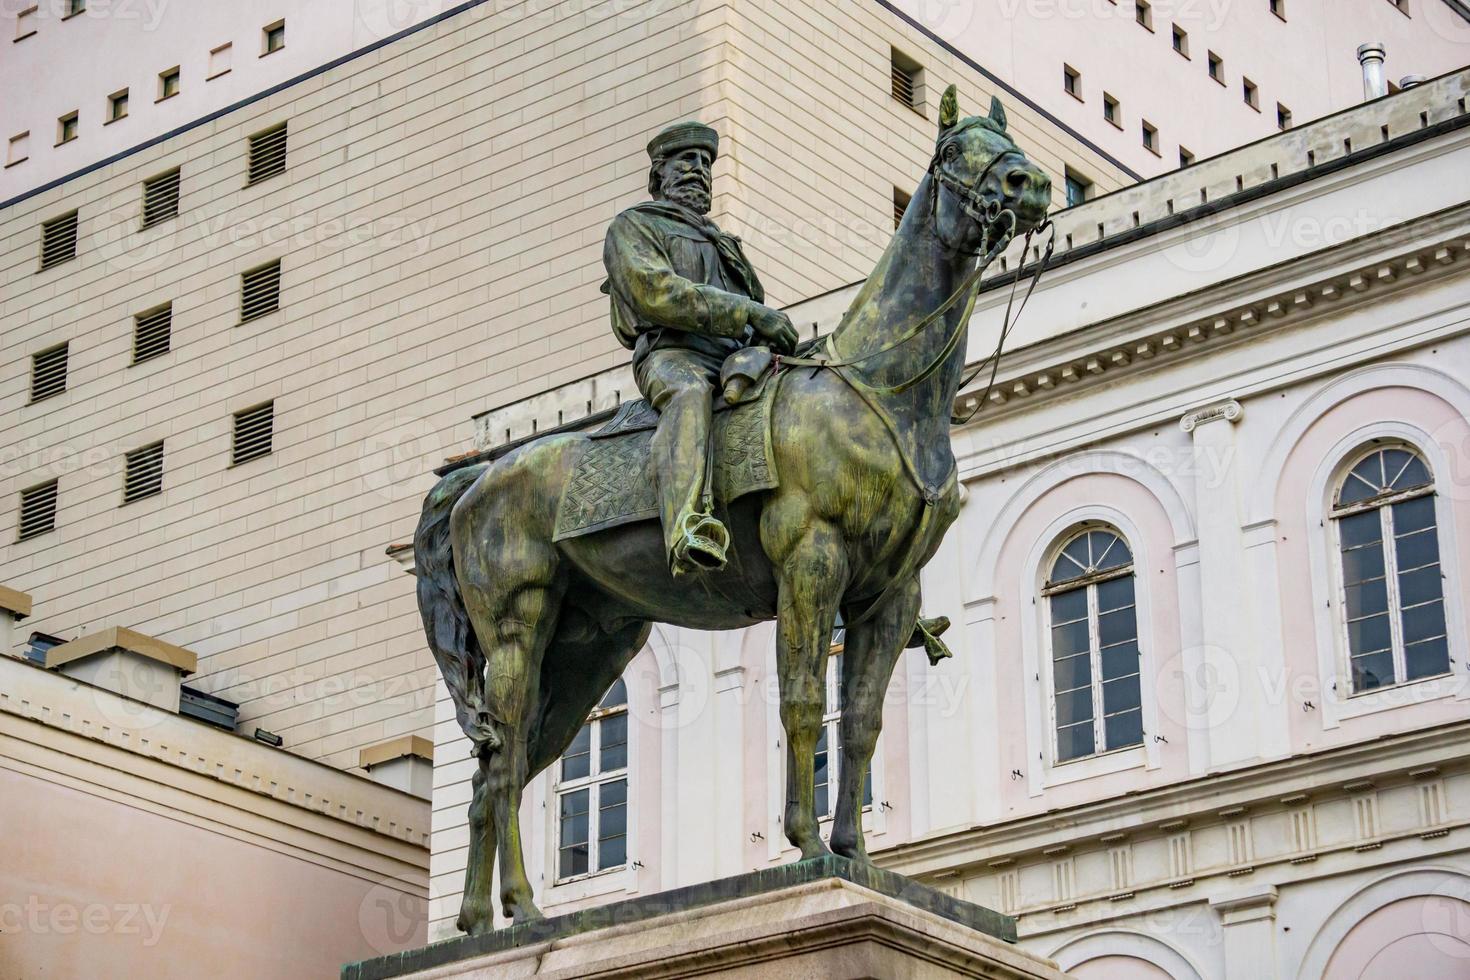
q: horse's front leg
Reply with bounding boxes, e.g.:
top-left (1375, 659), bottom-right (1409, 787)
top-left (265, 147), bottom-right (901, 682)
top-left (767, 518), bottom-right (847, 859)
top-left (830, 577), bottom-right (921, 864)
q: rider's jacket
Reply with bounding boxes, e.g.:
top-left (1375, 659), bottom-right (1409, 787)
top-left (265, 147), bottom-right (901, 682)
top-left (601, 201), bottom-right (765, 369)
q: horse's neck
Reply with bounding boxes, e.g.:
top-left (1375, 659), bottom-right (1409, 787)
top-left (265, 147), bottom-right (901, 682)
top-left (832, 176), bottom-right (977, 444)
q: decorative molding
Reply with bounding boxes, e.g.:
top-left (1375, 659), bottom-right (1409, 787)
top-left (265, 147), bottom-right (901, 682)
top-left (0, 585), bottom-right (32, 620)
top-left (953, 228), bottom-right (1470, 423)
top-left (1179, 400), bottom-right (1243, 433)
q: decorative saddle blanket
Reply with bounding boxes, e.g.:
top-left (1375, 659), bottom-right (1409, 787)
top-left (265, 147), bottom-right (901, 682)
top-left (552, 380), bottom-right (781, 541)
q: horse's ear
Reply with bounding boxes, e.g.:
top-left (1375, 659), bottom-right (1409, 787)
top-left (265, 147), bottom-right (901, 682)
top-left (938, 85), bottom-right (959, 136)
top-left (988, 96), bottom-right (1008, 132)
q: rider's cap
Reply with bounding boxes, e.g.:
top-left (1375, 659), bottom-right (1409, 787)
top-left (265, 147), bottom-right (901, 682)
top-left (647, 122), bottom-right (719, 162)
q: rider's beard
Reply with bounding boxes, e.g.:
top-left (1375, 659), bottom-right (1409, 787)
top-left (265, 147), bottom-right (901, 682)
top-left (664, 178), bottom-right (712, 215)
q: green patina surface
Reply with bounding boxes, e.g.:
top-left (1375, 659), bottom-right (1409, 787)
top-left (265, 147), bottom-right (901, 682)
top-left (342, 855), bottom-right (1016, 980)
top-left (412, 89), bottom-right (1053, 931)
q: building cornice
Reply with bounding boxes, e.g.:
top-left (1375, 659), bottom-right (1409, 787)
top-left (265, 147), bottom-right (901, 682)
top-left (954, 206), bottom-right (1470, 426)
top-left (876, 718), bottom-right (1470, 881)
top-left (0, 654), bottom-right (429, 850)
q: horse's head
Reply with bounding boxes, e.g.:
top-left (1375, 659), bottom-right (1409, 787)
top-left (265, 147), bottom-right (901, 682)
top-left (928, 85), bottom-right (1051, 253)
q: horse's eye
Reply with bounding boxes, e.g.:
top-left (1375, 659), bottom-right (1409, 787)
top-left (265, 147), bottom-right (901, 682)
top-left (943, 143), bottom-right (959, 163)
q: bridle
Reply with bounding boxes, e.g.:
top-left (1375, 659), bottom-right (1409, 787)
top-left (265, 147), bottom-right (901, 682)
top-left (930, 139), bottom-right (1028, 256)
top-left (777, 135), bottom-right (1054, 406)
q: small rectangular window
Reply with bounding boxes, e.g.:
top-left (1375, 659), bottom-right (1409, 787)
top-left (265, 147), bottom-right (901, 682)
top-left (1063, 64), bottom-right (1082, 100)
top-left (7, 132), bottom-right (29, 167)
top-left (15, 6), bottom-right (37, 40)
top-left (1171, 24), bottom-right (1189, 57)
top-left (133, 303), bottom-right (172, 363)
top-left (1064, 168), bottom-right (1093, 208)
top-left (246, 122), bottom-right (287, 184)
top-left (1102, 93), bottom-right (1121, 127)
top-left (123, 442), bottom-right (164, 504)
top-left (1277, 103), bottom-right (1293, 130)
top-left (64, 0), bottom-right (85, 17)
top-left (1270, 0), bottom-right (1286, 19)
top-left (107, 89), bottom-right (129, 123)
top-left (158, 67), bottom-right (180, 101)
top-left (57, 111), bottom-right (78, 145)
top-left (142, 168), bottom-right (180, 227)
top-left (1135, 1), bottom-right (1153, 29)
top-left (1243, 78), bottom-right (1260, 110)
top-left (890, 47), bottom-right (924, 113)
top-left (40, 211), bottom-right (79, 270)
top-left (240, 259), bottom-right (281, 322)
top-left (232, 401), bottom-right (275, 465)
top-left (208, 42), bottom-right (232, 80)
top-left (1141, 120), bottom-right (1160, 155)
top-left (18, 479), bottom-right (59, 541)
top-left (263, 20), bottom-right (285, 55)
top-left (1208, 52), bottom-right (1224, 84)
top-left (892, 186), bottom-right (911, 230)
top-left (1179, 146), bottom-right (1195, 167)
top-left (30, 343), bottom-right (68, 402)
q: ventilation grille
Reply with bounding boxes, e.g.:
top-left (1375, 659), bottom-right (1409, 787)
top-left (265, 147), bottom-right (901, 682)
top-left (893, 188), bottom-right (912, 230)
top-left (30, 343), bottom-right (68, 402)
top-left (19, 480), bottom-right (58, 541)
top-left (133, 303), bottom-right (172, 363)
top-left (232, 402), bottom-right (274, 465)
top-left (240, 260), bottom-right (281, 323)
top-left (40, 211), bottom-right (78, 270)
top-left (247, 123), bottom-right (287, 184)
top-left (141, 168), bottom-right (181, 228)
top-left (123, 441), bottom-right (164, 503)
top-left (891, 61), bottom-right (916, 107)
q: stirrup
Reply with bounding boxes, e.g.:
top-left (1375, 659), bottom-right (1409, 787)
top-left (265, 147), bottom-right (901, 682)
top-left (671, 513), bottom-right (730, 575)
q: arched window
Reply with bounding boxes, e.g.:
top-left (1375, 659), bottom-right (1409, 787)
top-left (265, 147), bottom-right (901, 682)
top-left (1332, 445), bottom-right (1448, 692)
top-left (554, 678), bottom-right (629, 880)
top-left (1044, 527), bottom-right (1143, 763)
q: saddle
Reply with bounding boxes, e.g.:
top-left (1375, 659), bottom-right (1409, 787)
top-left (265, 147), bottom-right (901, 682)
top-left (552, 348), bottom-right (782, 541)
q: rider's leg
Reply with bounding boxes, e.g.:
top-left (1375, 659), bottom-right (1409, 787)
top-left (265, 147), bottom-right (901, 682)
top-left (636, 348), bottom-right (728, 574)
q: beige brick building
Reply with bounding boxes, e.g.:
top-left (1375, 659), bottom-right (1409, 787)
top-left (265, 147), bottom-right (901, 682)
top-left (0, 0), bottom-right (1129, 773)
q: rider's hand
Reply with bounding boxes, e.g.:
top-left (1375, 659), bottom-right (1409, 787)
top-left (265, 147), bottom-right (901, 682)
top-left (748, 304), bottom-right (799, 354)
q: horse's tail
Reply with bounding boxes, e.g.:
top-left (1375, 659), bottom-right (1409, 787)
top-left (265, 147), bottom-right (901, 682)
top-left (414, 462), bottom-right (496, 752)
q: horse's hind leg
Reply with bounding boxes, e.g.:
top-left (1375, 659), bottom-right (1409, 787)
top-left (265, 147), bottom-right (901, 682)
top-left (456, 759), bottom-right (496, 935)
top-left (528, 620), bottom-right (652, 779)
top-left (830, 577), bottom-right (920, 863)
top-left (453, 514), bottom-right (563, 923)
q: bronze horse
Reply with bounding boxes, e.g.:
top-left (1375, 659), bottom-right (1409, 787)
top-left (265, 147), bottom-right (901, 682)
top-left (415, 86), bottom-right (1051, 930)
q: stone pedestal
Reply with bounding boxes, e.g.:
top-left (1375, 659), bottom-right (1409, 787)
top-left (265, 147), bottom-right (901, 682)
top-left (344, 857), bottom-right (1068, 980)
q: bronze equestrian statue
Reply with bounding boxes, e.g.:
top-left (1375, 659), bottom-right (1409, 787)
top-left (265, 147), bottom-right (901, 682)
top-left (415, 86), bottom-right (1051, 931)
top-left (603, 121), bottom-right (799, 576)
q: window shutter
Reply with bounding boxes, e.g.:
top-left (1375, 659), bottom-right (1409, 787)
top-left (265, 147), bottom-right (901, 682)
top-left (40, 211), bottom-right (79, 269)
top-left (19, 480), bottom-right (58, 541)
top-left (232, 402), bottom-right (274, 465)
top-left (141, 168), bottom-right (181, 228)
top-left (240, 260), bottom-right (281, 323)
top-left (123, 442), bottom-right (164, 503)
top-left (133, 303), bottom-right (172, 363)
top-left (246, 123), bottom-right (287, 184)
top-left (30, 343), bottom-right (68, 402)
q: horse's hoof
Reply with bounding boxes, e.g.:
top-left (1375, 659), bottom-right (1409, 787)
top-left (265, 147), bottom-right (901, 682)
top-left (456, 902), bottom-right (493, 936)
top-left (506, 901), bottom-right (544, 925)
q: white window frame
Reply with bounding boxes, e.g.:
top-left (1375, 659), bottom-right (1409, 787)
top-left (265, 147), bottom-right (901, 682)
top-left (1330, 445), bottom-right (1450, 696)
top-left (1020, 508), bottom-right (1160, 796)
top-left (551, 686), bottom-right (629, 885)
top-left (1305, 424), bottom-right (1469, 729)
top-left (1041, 525), bottom-right (1144, 766)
